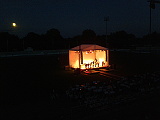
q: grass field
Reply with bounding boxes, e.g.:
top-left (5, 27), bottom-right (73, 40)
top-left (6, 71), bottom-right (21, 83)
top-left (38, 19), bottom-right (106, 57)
top-left (1, 51), bottom-right (160, 120)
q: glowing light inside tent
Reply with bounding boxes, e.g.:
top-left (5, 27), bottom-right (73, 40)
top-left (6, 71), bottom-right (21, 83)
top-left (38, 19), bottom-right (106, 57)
top-left (69, 48), bottom-right (109, 69)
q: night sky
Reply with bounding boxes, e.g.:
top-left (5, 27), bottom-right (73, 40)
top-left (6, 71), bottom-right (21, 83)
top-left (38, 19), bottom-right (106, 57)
top-left (0, 0), bottom-right (160, 38)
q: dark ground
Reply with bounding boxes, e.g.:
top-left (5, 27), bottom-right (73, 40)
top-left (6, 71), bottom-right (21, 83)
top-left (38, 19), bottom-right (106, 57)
top-left (1, 51), bottom-right (160, 120)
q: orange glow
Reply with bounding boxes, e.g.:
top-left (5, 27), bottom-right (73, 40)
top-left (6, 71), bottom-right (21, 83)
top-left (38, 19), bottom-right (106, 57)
top-left (69, 49), bottom-right (109, 69)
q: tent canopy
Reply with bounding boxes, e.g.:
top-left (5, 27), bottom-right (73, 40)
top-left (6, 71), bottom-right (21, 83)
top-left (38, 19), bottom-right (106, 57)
top-left (69, 44), bottom-right (109, 69)
top-left (70, 44), bottom-right (108, 51)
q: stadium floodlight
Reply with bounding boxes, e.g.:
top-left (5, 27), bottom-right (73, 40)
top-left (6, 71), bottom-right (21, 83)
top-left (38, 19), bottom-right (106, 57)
top-left (147, 0), bottom-right (160, 35)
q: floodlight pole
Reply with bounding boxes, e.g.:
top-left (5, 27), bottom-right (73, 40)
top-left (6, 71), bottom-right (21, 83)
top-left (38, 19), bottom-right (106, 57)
top-left (147, 0), bottom-right (160, 46)
top-left (148, 0), bottom-right (160, 34)
top-left (104, 17), bottom-right (109, 47)
top-left (149, 6), bottom-right (152, 35)
top-left (104, 17), bottom-right (109, 67)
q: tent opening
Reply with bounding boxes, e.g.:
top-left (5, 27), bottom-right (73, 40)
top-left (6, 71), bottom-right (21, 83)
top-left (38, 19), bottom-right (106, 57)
top-left (69, 44), bottom-right (110, 69)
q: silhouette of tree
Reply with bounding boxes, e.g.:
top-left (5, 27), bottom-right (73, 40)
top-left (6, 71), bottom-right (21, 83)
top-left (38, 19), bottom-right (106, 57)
top-left (22, 32), bottom-right (41, 50)
top-left (142, 32), bottom-right (160, 46)
top-left (96, 35), bottom-right (106, 47)
top-left (81, 29), bottom-right (96, 44)
top-left (0, 32), bottom-right (9, 52)
top-left (4, 28), bottom-right (160, 52)
top-left (0, 32), bottom-right (20, 52)
top-left (8, 35), bottom-right (21, 51)
top-left (70, 35), bottom-right (82, 48)
top-left (44, 28), bottom-right (64, 50)
top-left (109, 31), bottom-right (135, 48)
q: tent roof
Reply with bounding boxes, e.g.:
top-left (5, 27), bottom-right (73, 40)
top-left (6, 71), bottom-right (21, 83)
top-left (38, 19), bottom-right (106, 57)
top-left (70, 44), bottom-right (108, 51)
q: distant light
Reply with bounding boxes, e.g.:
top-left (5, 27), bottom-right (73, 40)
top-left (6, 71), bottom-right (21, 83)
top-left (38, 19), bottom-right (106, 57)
top-left (12, 22), bottom-right (16, 27)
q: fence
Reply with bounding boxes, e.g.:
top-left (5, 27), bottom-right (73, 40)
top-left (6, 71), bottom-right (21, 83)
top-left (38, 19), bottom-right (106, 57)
top-left (0, 49), bottom-right (69, 57)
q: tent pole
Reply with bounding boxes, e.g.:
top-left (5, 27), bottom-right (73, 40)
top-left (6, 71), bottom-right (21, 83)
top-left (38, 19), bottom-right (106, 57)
top-left (94, 44), bottom-right (96, 60)
top-left (107, 50), bottom-right (109, 66)
top-left (79, 45), bottom-right (81, 69)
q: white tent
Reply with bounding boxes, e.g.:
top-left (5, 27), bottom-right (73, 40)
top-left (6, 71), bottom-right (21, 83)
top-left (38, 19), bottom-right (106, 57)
top-left (69, 44), bottom-right (109, 69)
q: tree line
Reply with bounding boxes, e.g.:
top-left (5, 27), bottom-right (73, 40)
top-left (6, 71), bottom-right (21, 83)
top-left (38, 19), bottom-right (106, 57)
top-left (0, 28), bottom-right (160, 52)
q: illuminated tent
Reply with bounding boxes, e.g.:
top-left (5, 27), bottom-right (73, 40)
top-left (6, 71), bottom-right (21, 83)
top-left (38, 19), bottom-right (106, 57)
top-left (69, 44), bottom-right (109, 69)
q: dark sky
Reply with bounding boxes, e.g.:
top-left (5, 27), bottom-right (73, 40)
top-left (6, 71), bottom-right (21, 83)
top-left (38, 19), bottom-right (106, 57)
top-left (0, 0), bottom-right (160, 38)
